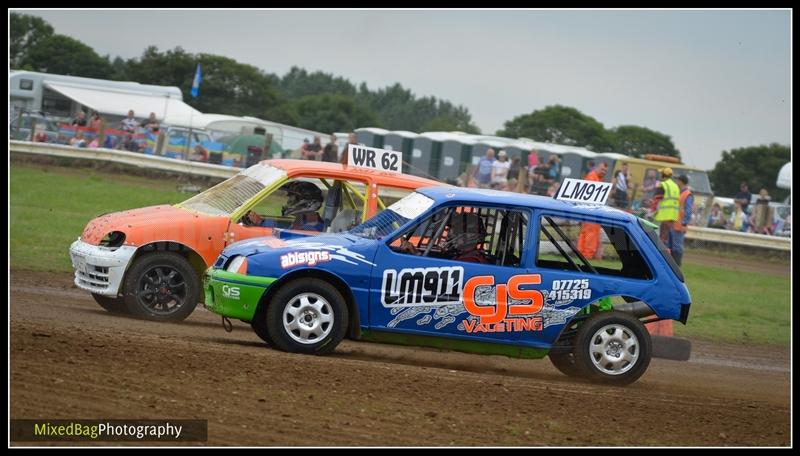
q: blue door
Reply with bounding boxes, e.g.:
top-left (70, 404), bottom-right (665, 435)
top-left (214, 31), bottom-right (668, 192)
top-left (367, 205), bottom-right (543, 346)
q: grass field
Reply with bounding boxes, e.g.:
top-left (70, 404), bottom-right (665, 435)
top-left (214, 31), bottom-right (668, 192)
top-left (9, 161), bottom-right (791, 345)
top-left (675, 263), bottom-right (790, 345)
top-left (10, 162), bottom-right (189, 272)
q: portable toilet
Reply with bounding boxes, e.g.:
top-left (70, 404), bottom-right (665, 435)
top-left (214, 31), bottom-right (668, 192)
top-left (413, 132), bottom-right (476, 183)
top-left (470, 135), bottom-right (526, 162)
top-left (557, 146), bottom-right (597, 180)
top-left (382, 130), bottom-right (419, 173)
top-left (354, 127), bottom-right (388, 148)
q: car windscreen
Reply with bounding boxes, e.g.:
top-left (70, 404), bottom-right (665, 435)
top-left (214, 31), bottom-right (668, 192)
top-left (179, 164), bottom-right (286, 216)
top-left (348, 192), bottom-right (434, 240)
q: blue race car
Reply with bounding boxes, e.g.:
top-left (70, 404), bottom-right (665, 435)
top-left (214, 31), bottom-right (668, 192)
top-left (204, 186), bottom-right (691, 385)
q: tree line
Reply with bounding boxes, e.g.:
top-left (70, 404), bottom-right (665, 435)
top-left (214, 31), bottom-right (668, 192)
top-left (10, 13), bottom-right (479, 135)
top-left (10, 12), bottom-right (677, 156)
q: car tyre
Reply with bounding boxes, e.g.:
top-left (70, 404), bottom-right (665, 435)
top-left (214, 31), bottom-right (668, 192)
top-left (266, 278), bottom-right (348, 355)
top-left (123, 252), bottom-right (199, 322)
top-left (91, 293), bottom-right (128, 314)
top-left (573, 311), bottom-right (651, 385)
top-left (548, 351), bottom-right (581, 378)
top-left (251, 303), bottom-right (276, 346)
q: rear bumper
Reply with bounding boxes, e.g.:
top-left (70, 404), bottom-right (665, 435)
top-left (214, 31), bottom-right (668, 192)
top-left (679, 303), bottom-right (691, 324)
top-left (69, 239), bottom-right (137, 296)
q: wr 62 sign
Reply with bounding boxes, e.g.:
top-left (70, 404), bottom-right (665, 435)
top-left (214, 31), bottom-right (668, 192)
top-left (347, 144), bottom-right (402, 174)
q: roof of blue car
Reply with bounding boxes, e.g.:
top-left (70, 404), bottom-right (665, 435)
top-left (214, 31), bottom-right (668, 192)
top-left (416, 186), bottom-right (637, 223)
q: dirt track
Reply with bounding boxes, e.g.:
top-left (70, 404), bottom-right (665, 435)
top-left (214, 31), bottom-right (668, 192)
top-left (10, 270), bottom-right (790, 446)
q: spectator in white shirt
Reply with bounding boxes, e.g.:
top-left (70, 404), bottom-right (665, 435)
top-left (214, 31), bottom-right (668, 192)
top-left (120, 110), bottom-right (138, 133)
top-left (491, 150), bottom-right (511, 189)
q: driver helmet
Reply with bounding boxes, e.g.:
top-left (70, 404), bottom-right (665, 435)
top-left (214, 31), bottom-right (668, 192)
top-left (281, 181), bottom-right (323, 216)
top-left (442, 212), bottom-right (486, 253)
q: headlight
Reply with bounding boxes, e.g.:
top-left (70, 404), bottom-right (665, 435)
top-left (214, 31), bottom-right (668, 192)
top-left (227, 256), bottom-right (248, 274)
top-left (99, 231), bottom-right (126, 248)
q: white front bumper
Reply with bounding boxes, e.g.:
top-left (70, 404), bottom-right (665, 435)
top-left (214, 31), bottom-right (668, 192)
top-left (69, 239), bottom-right (137, 296)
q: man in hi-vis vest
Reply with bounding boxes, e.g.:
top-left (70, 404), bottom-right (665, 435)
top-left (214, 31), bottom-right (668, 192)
top-left (654, 167), bottom-right (680, 245)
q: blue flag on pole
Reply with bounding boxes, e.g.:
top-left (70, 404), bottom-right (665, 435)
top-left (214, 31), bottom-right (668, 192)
top-left (191, 64), bottom-right (202, 98)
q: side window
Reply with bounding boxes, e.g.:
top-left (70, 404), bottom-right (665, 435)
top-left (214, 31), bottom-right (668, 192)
top-left (536, 215), bottom-right (652, 280)
top-left (243, 178), bottom-right (324, 231)
top-left (391, 205), bottom-right (528, 267)
top-left (327, 180), bottom-right (366, 233)
top-left (242, 178), bottom-right (365, 233)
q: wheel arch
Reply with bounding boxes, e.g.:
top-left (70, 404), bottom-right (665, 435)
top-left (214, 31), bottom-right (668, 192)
top-left (129, 241), bottom-right (209, 301)
top-left (551, 294), bottom-right (656, 349)
top-left (256, 268), bottom-right (361, 339)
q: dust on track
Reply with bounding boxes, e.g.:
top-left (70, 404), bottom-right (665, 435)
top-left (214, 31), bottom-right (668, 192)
top-left (10, 270), bottom-right (790, 446)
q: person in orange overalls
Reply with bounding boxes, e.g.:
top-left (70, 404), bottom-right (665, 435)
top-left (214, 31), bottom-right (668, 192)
top-left (577, 163), bottom-right (608, 259)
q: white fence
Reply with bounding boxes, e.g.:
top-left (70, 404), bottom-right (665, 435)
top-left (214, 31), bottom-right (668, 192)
top-left (10, 140), bottom-right (237, 179)
top-left (11, 140), bottom-right (791, 252)
top-left (685, 226), bottom-right (790, 251)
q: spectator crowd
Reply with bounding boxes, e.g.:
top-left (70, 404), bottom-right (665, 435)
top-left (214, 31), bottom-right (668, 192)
top-left (30, 108), bottom-right (157, 153)
top-left (708, 182), bottom-right (790, 236)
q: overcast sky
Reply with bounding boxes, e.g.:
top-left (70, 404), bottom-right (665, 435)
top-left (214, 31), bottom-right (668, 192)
top-left (16, 9), bottom-right (792, 170)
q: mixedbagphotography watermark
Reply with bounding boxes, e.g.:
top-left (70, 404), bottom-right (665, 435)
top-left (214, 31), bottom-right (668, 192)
top-left (10, 419), bottom-right (207, 442)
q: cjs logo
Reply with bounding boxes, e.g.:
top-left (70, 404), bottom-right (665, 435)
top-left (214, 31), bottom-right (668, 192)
top-left (462, 274), bottom-right (544, 333)
top-left (222, 284), bottom-right (241, 300)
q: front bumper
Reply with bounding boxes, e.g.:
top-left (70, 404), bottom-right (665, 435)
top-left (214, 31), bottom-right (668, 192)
top-left (69, 239), bottom-right (137, 296)
top-left (203, 268), bottom-right (277, 321)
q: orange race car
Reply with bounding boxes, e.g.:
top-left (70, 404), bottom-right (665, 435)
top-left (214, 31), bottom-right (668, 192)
top-left (69, 159), bottom-right (441, 321)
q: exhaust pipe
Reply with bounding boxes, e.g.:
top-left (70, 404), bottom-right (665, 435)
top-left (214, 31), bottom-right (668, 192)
top-left (614, 301), bottom-right (655, 318)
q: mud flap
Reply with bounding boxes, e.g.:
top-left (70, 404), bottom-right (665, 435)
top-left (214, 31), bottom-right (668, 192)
top-left (651, 335), bottom-right (692, 361)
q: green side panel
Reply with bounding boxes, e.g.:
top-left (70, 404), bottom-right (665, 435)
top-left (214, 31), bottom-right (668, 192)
top-left (207, 269), bottom-right (277, 287)
top-left (203, 269), bottom-right (276, 321)
top-left (361, 330), bottom-right (550, 359)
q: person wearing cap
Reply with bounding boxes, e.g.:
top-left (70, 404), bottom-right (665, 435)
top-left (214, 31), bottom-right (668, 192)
top-left (577, 163), bottom-right (608, 260)
top-left (654, 167), bottom-right (681, 244)
top-left (491, 150), bottom-right (511, 189)
top-left (670, 174), bottom-right (693, 265)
